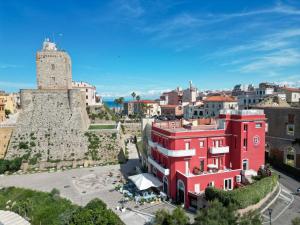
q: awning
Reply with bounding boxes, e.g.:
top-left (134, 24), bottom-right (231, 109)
top-left (128, 173), bottom-right (162, 191)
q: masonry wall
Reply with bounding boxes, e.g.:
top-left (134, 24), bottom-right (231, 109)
top-left (0, 127), bottom-right (13, 159)
top-left (36, 51), bottom-right (72, 90)
top-left (6, 89), bottom-right (90, 161)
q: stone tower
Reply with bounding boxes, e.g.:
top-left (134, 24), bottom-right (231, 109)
top-left (36, 39), bottom-right (72, 89)
top-left (6, 39), bottom-right (90, 162)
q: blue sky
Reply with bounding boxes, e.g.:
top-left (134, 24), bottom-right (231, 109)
top-left (1, 0), bottom-right (300, 99)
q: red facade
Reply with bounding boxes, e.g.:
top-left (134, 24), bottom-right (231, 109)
top-left (147, 110), bottom-right (266, 209)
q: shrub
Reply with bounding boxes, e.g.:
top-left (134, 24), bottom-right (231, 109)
top-left (205, 174), bottom-right (278, 209)
top-left (19, 142), bottom-right (29, 149)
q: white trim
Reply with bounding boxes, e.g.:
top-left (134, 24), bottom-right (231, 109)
top-left (148, 156), bottom-right (170, 176)
top-left (210, 146), bottom-right (229, 154)
top-left (157, 144), bottom-right (196, 157)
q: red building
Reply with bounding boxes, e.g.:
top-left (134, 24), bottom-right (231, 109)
top-left (147, 109), bottom-right (266, 210)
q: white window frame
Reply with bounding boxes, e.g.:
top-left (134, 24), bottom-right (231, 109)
top-left (199, 141), bottom-right (204, 148)
top-left (208, 181), bottom-right (215, 187)
top-left (194, 184), bottom-right (200, 193)
top-left (255, 123), bottom-right (262, 128)
top-left (224, 178), bottom-right (233, 191)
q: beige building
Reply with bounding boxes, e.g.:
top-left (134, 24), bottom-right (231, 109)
top-left (0, 92), bottom-right (18, 114)
top-left (0, 127), bottom-right (13, 159)
top-left (0, 98), bottom-right (5, 122)
top-left (204, 95), bottom-right (238, 117)
top-left (72, 81), bottom-right (101, 106)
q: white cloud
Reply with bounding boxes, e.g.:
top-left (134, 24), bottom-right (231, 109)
top-left (239, 49), bottom-right (300, 73)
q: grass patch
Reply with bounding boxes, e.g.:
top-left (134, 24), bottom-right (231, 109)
top-left (89, 124), bottom-right (116, 130)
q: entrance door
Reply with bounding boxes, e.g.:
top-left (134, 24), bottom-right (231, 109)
top-left (177, 180), bottom-right (185, 205)
top-left (163, 176), bottom-right (168, 195)
top-left (242, 159), bottom-right (248, 170)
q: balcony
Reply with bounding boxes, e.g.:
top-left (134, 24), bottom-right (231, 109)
top-left (148, 140), bottom-right (157, 148)
top-left (157, 145), bottom-right (196, 157)
top-left (210, 146), bottom-right (229, 154)
top-left (148, 156), bottom-right (170, 176)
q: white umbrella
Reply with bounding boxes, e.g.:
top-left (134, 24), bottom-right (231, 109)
top-left (128, 173), bottom-right (162, 191)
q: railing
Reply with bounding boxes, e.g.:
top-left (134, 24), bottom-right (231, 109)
top-left (157, 144), bottom-right (195, 157)
top-left (149, 140), bottom-right (195, 157)
top-left (210, 146), bottom-right (229, 154)
top-left (220, 109), bottom-right (264, 115)
top-left (148, 156), bottom-right (170, 176)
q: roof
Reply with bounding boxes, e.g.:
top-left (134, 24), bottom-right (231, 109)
top-left (281, 87), bottom-right (300, 93)
top-left (160, 104), bottom-right (178, 108)
top-left (204, 95), bottom-right (237, 102)
top-left (0, 210), bottom-right (30, 225)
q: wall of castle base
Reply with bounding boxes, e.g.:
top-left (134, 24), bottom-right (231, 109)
top-left (6, 89), bottom-right (90, 161)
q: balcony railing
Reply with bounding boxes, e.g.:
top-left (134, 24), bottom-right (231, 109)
top-left (157, 145), bottom-right (196, 157)
top-left (149, 140), bottom-right (196, 157)
top-left (148, 156), bottom-right (170, 176)
top-left (210, 146), bottom-right (229, 154)
top-left (148, 140), bottom-right (157, 148)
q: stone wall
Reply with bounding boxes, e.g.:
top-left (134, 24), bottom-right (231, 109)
top-left (0, 126), bottom-right (13, 159)
top-left (36, 50), bottom-right (72, 89)
top-left (6, 89), bottom-right (90, 162)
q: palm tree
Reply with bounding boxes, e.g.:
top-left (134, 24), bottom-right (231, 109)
top-left (118, 97), bottom-right (124, 114)
top-left (135, 95), bottom-right (141, 117)
top-left (131, 92), bottom-right (136, 101)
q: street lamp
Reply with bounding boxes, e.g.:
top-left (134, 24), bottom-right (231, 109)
top-left (268, 208), bottom-right (273, 225)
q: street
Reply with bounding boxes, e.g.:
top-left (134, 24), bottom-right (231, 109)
top-left (261, 169), bottom-right (300, 225)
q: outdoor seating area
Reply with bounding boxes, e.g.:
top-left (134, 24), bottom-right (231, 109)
top-left (114, 173), bottom-right (166, 205)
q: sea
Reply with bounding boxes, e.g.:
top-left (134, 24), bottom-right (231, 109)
top-left (103, 100), bottom-right (119, 109)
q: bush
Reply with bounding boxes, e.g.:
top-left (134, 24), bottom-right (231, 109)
top-left (67, 198), bottom-right (124, 225)
top-left (0, 157), bottom-right (23, 174)
top-left (205, 174), bottom-right (278, 209)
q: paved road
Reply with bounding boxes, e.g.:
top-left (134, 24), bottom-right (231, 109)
top-left (0, 143), bottom-right (148, 225)
top-left (261, 169), bottom-right (300, 225)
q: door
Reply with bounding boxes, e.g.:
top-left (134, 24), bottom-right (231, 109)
top-left (200, 159), bottom-right (204, 172)
top-left (185, 142), bottom-right (190, 150)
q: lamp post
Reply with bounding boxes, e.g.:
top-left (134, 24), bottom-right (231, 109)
top-left (268, 208), bottom-right (273, 225)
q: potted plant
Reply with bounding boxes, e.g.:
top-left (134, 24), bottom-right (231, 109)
top-left (193, 166), bottom-right (201, 175)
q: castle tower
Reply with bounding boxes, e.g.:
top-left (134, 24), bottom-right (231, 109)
top-left (36, 38), bottom-right (72, 89)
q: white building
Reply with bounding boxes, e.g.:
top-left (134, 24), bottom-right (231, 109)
top-left (72, 81), bottom-right (101, 106)
top-left (183, 102), bottom-right (204, 119)
top-left (281, 87), bottom-right (300, 103)
top-left (204, 95), bottom-right (238, 117)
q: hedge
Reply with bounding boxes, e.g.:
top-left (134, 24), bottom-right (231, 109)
top-left (205, 174), bottom-right (278, 209)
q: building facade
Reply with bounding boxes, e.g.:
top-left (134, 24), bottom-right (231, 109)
top-left (147, 109), bottom-right (266, 209)
top-left (0, 98), bottom-right (5, 122)
top-left (254, 97), bottom-right (300, 169)
top-left (124, 100), bottom-right (161, 117)
top-left (160, 105), bottom-right (183, 118)
top-left (183, 103), bottom-right (204, 119)
top-left (0, 93), bottom-right (18, 114)
top-left (72, 81), bottom-right (99, 106)
top-left (204, 95), bottom-right (238, 117)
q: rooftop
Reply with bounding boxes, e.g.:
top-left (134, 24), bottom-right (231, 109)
top-left (204, 95), bottom-right (237, 102)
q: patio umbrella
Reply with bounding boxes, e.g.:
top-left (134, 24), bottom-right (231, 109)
top-left (128, 173), bottom-right (162, 191)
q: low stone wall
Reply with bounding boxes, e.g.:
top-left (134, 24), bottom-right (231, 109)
top-left (237, 182), bottom-right (279, 215)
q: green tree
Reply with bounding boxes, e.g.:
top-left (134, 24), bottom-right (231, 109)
top-left (131, 92), bottom-right (136, 100)
top-left (67, 198), bottom-right (124, 225)
top-left (292, 217), bottom-right (300, 225)
top-left (5, 109), bottom-right (11, 117)
top-left (194, 200), bottom-right (238, 225)
top-left (239, 210), bottom-right (262, 225)
top-left (153, 207), bottom-right (189, 225)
